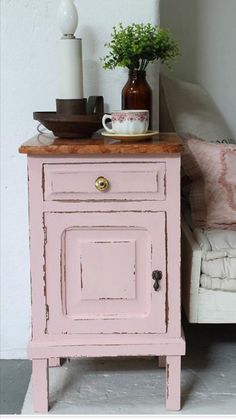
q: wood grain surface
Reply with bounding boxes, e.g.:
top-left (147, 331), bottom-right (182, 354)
top-left (19, 132), bottom-right (182, 155)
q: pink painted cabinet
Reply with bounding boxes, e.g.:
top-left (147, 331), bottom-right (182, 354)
top-left (19, 134), bottom-right (185, 413)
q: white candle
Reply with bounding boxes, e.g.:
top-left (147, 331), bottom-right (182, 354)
top-left (58, 38), bottom-right (84, 99)
top-left (57, 0), bottom-right (84, 99)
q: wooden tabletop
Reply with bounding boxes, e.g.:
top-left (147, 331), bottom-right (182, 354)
top-left (19, 132), bottom-right (182, 155)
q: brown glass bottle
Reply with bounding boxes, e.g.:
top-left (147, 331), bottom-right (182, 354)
top-left (121, 69), bottom-right (152, 129)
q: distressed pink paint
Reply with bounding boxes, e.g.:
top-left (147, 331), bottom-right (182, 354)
top-left (48, 358), bottom-right (61, 367)
top-left (43, 161), bottom-right (166, 201)
top-left (25, 152), bottom-right (185, 412)
top-left (32, 359), bottom-right (48, 412)
top-left (45, 211), bottom-right (166, 334)
top-left (166, 356), bottom-right (181, 410)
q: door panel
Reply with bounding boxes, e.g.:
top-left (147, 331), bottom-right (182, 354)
top-left (78, 239), bottom-right (136, 301)
top-left (63, 228), bottom-right (148, 318)
top-left (45, 212), bottom-right (166, 334)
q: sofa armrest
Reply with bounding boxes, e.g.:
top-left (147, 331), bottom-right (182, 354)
top-left (181, 218), bottom-right (202, 322)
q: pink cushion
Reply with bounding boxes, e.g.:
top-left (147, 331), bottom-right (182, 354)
top-left (182, 136), bottom-right (236, 229)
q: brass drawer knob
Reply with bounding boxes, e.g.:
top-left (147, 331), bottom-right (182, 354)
top-left (95, 176), bottom-right (110, 192)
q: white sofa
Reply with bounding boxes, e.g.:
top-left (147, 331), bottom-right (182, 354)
top-left (160, 73), bottom-right (236, 323)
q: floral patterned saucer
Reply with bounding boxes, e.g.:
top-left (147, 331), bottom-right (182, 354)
top-left (101, 130), bottom-right (159, 142)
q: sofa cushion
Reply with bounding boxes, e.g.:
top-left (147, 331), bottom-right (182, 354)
top-left (183, 136), bottom-right (236, 229)
top-left (160, 73), bottom-right (231, 140)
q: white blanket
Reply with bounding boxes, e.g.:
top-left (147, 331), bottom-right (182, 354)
top-left (200, 275), bottom-right (236, 291)
top-left (194, 229), bottom-right (236, 292)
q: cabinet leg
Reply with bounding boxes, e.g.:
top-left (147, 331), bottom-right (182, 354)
top-left (49, 357), bottom-right (61, 367)
top-left (166, 356), bottom-right (181, 411)
top-left (32, 359), bottom-right (49, 413)
top-left (158, 356), bottom-right (166, 368)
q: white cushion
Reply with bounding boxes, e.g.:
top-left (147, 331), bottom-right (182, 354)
top-left (160, 73), bottom-right (231, 140)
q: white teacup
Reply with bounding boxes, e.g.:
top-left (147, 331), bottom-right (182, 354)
top-left (102, 110), bottom-right (149, 135)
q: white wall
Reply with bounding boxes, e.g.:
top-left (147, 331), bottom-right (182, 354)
top-left (160, 0), bottom-right (236, 138)
top-left (0, 0), bottom-right (160, 359)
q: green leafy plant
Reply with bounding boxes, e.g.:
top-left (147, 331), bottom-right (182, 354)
top-left (102, 23), bottom-right (180, 71)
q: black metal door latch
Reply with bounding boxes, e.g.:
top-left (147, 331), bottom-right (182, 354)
top-left (152, 270), bottom-right (162, 291)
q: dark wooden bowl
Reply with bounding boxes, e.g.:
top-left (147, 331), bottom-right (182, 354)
top-left (33, 112), bottom-right (103, 138)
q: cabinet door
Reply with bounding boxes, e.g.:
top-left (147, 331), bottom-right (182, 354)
top-left (45, 212), bottom-right (166, 334)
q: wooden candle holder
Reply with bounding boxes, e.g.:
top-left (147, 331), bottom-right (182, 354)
top-left (34, 96), bottom-right (104, 139)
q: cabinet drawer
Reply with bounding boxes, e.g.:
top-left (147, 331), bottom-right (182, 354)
top-left (43, 162), bottom-right (166, 201)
